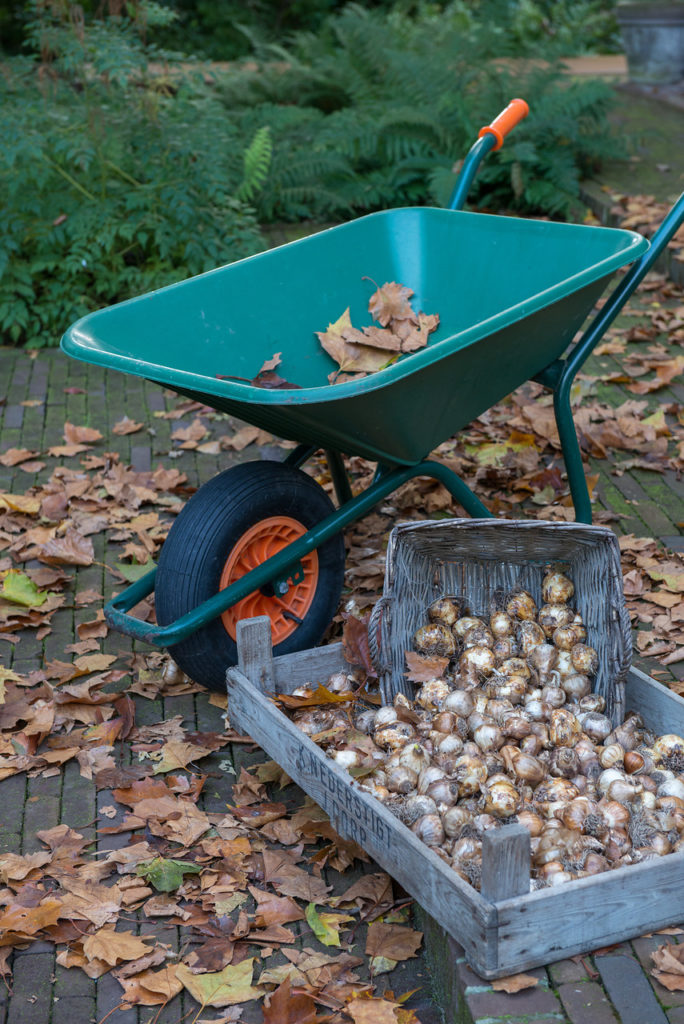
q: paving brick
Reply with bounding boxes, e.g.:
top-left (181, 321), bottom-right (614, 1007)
top-left (668, 1008), bottom-right (684, 1024)
top-left (145, 389), bottom-right (166, 412)
top-left (60, 762), bottom-right (97, 839)
top-left (2, 406), bottom-right (23, 429)
top-left (0, 833), bottom-right (21, 856)
top-left (548, 957), bottom-right (592, 985)
top-left (54, 963), bottom-right (96, 1000)
top-left (557, 981), bottom-right (619, 1024)
top-left (0, 775), bottom-right (26, 837)
top-left (131, 444), bottom-right (151, 472)
top-left (22, 796), bottom-right (60, 853)
top-left (51, 994), bottom-right (97, 1024)
top-left (465, 982), bottom-right (561, 1020)
top-left (6, 950), bottom-right (53, 1024)
top-left (27, 772), bottom-right (62, 800)
top-left (475, 1019), bottom-right (563, 1024)
top-left (595, 951), bottom-right (668, 1024)
top-left (96, 969), bottom-right (137, 1024)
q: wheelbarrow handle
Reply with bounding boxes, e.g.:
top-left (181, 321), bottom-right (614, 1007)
top-left (478, 98), bottom-right (530, 151)
top-left (448, 98), bottom-right (529, 211)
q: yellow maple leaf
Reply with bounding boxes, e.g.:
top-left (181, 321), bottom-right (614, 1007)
top-left (176, 957), bottom-right (262, 1007)
top-left (304, 902), bottom-right (354, 947)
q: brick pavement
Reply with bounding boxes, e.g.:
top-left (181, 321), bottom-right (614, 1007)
top-left (0, 250), bottom-right (683, 1021)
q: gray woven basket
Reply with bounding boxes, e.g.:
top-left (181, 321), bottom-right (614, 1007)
top-left (369, 519), bottom-right (632, 726)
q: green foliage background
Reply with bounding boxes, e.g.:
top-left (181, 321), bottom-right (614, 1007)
top-left (1, 0), bottom-right (622, 347)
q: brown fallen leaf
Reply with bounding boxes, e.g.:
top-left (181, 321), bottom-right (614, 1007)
top-left (262, 850), bottom-right (331, 903)
top-left (171, 418), bottom-right (208, 445)
top-left (262, 976), bottom-right (317, 1024)
top-left (347, 995), bottom-right (401, 1024)
top-left (152, 739), bottom-right (217, 774)
top-left (37, 529), bottom-right (94, 567)
top-left (118, 965), bottom-right (183, 1006)
top-left (113, 416), bottom-right (144, 435)
top-left (46, 442), bottom-right (92, 457)
top-left (365, 922), bottom-right (423, 961)
top-left (342, 610), bottom-right (376, 677)
top-left (491, 972), bottom-right (540, 993)
top-left (317, 308), bottom-right (392, 376)
top-left (0, 493), bottom-right (41, 514)
top-left (76, 610), bottom-right (108, 641)
top-left (343, 324), bottom-right (402, 352)
top-left (0, 898), bottom-right (63, 941)
top-left (0, 448), bottom-right (40, 467)
top-left (250, 888), bottom-right (306, 928)
top-left (404, 650), bottom-right (450, 683)
top-left (367, 281), bottom-right (416, 327)
top-left (83, 927), bottom-right (154, 966)
top-left (275, 685), bottom-right (355, 709)
top-left (652, 942), bottom-right (684, 989)
top-left (63, 422), bottom-right (103, 444)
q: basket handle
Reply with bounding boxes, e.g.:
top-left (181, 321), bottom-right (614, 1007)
top-left (478, 98), bottom-right (529, 151)
top-left (368, 597), bottom-right (391, 677)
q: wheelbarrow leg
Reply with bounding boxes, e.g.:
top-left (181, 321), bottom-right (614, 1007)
top-left (284, 445), bottom-right (353, 506)
top-left (325, 449), bottom-right (354, 505)
top-left (285, 443), bottom-right (317, 469)
top-left (553, 387), bottom-right (592, 524)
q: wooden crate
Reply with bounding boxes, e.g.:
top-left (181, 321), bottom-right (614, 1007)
top-left (227, 617), bottom-right (684, 980)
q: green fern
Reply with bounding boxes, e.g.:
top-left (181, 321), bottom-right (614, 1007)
top-left (236, 125), bottom-right (273, 202)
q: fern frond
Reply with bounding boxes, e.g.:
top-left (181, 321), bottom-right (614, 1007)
top-left (236, 125), bottom-right (272, 202)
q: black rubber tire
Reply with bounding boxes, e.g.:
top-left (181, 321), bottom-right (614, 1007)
top-left (155, 461), bottom-right (346, 692)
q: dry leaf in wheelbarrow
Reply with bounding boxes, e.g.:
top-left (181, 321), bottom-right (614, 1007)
top-left (217, 352), bottom-right (302, 390)
top-left (317, 281), bottom-right (440, 383)
top-left (317, 308), bottom-right (394, 378)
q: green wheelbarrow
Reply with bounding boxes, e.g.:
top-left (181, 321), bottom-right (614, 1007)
top-left (61, 99), bottom-right (684, 691)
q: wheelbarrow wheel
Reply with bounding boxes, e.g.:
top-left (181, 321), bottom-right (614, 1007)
top-left (155, 461), bottom-right (346, 692)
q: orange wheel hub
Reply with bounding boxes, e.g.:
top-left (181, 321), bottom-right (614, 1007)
top-left (219, 516), bottom-right (319, 644)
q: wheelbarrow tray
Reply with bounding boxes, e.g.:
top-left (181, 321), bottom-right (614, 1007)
top-left (62, 207), bottom-right (647, 465)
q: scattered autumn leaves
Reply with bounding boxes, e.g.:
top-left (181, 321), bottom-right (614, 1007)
top-left (0, 402), bottom-right (427, 1020)
top-left (0, 249), bottom-right (682, 1019)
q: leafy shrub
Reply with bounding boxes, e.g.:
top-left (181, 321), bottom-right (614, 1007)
top-left (218, 4), bottom-right (622, 222)
top-left (0, 1), bottom-right (265, 347)
top-left (150, 0), bottom-right (619, 61)
top-left (1, 1), bottom-right (623, 348)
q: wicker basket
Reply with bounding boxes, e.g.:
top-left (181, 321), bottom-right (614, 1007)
top-left (370, 519), bottom-right (632, 725)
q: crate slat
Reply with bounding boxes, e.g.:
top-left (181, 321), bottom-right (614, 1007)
top-left (492, 848), bottom-right (684, 974)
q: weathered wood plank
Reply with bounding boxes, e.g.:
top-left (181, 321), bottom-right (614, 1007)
top-left (236, 617), bottom-right (273, 693)
top-left (272, 642), bottom-right (348, 694)
top-left (225, 663), bottom-right (496, 975)
top-left (492, 847), bottom-right (684, 977)
top-left (481, 825), bottom-right (530, 903)
top-left (625, 665), bottom-right (684, 736)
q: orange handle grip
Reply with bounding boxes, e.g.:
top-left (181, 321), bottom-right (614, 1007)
top-left (478, 98), bottom-right (529, 151)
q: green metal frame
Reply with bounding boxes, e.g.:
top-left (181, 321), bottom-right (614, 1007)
top-left (103, 126), bottom-right (684, 650)
top-left (105, 458), bottom-right (490, 646)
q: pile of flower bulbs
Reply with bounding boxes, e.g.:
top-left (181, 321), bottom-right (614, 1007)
top-left (290, 569), bottom-right (684, 891)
